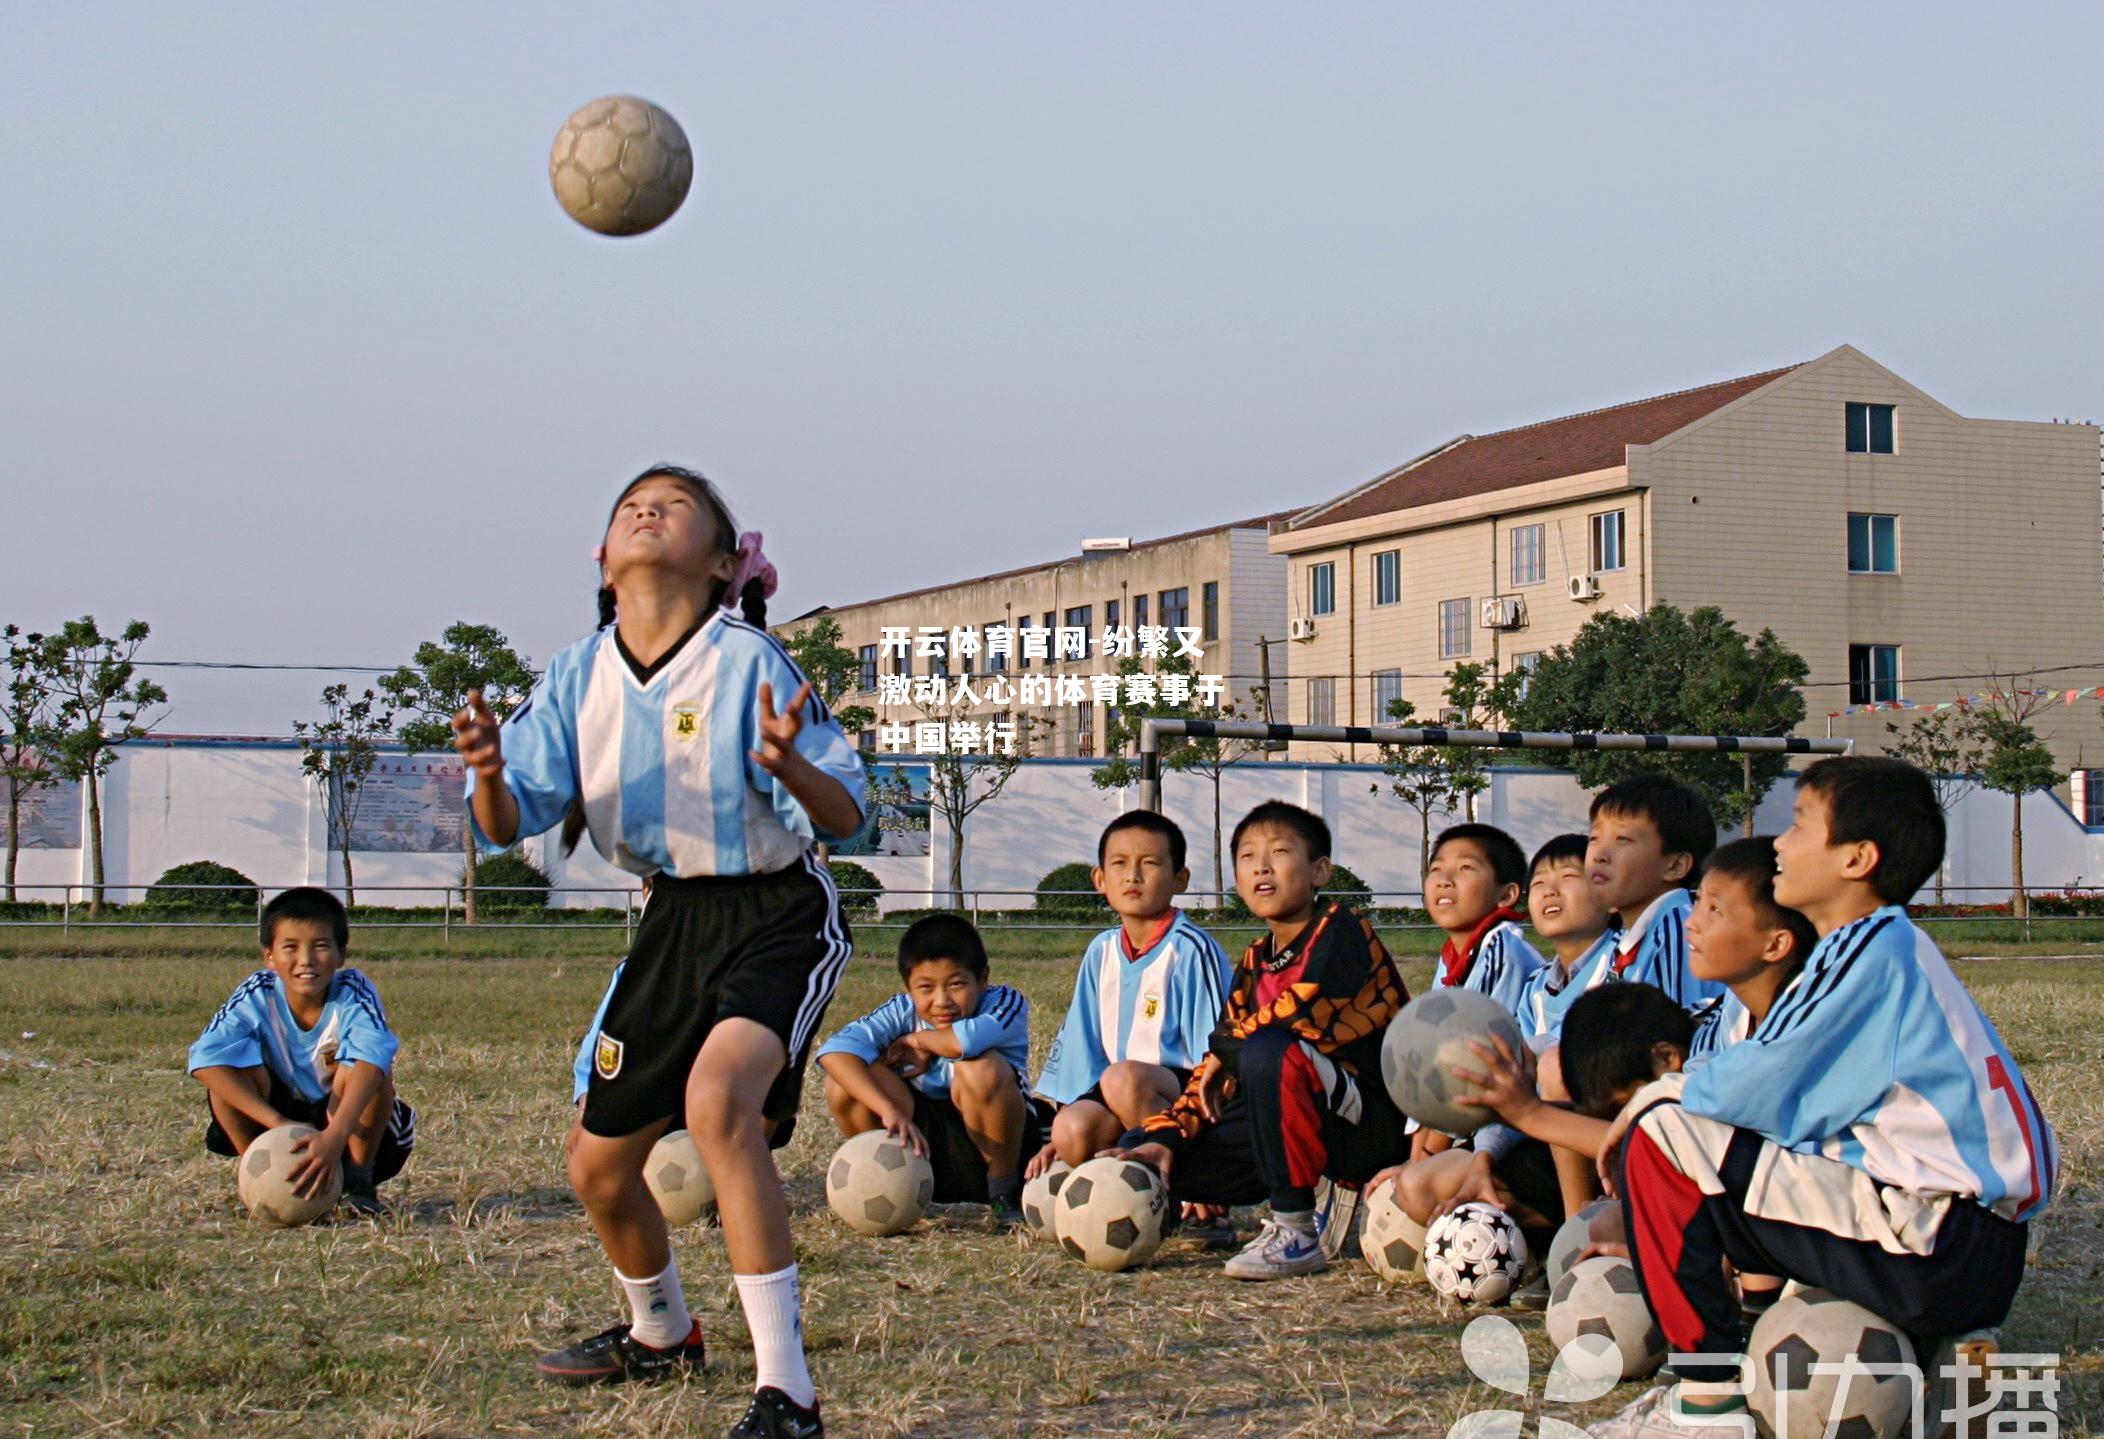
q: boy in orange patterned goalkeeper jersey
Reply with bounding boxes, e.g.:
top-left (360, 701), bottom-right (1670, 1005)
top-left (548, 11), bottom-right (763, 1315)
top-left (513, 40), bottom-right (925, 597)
top-left (1110, 801), bottom-right (1410, 1280)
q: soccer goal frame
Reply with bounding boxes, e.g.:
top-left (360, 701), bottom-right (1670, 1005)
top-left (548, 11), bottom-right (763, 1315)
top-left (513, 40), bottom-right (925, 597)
top-left (1133, 717), bottom-right (1852, 813)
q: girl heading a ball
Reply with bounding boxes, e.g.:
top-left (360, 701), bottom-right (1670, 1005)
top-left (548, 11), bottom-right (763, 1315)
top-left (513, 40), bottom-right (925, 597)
top-left (453, 465), bottom-right (863, 1439)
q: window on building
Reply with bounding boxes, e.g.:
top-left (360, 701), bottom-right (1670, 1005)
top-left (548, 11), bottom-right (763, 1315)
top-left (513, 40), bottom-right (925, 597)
top-left (1310, 563), bottom-right (1336, 617)
top-left (1512, 650), bottom-right (1542, 699)
top-left (857, 728), bottom-right (875, 753)
top-left (1439, 598), bottom-right (1472, 658)
top-left (1372, 669), bottom-right (1402, 723)
top-left (988, 620), bottom-right (1008, 673)
top-left (1105, 598), bottom-right (1120, 631)
top-left (1308, 676), bottom-right (1335, 727)
top-left (1043, 611), bottom-right (1057, 665)
top-left (1510, 524), bottom-right (1545, 587)
top-left (1202, 581), bottom-right (1219, 640)
top-left (1133, 593), bottom-right (1149, 631)
top-left (1159, 588), bottom-right (1189, 632)
top-left (1589, 510), bottom-right (1626, 573)
top-left (2078, 770), bottom-right (2104, 826)
top-left (858, 644), bottom-right (877, 692)
top-left (1065, 605), bottom-right (1092, 664)
top-left (892, 647), bottom-right (912, 677)
top-left (1076, 702), bottom-right (1095, 757)
top-left (1847, 513), bottom-right (1898, 574)
top-left (1372, 550), bottom-right (1400, 607)
top-left (1846, 402), bottom-right (1896, 454)
top-left (1848, 644), bottom-right (1900, 704)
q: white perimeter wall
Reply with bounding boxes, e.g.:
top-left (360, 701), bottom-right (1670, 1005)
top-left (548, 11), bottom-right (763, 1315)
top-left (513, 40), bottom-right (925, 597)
top-left (11, 741), bottom-right (2103, 912)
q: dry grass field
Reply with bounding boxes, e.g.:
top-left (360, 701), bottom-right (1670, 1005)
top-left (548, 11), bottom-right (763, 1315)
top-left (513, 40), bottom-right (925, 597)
top-left (1, 931), bottom-right (2099, 1438)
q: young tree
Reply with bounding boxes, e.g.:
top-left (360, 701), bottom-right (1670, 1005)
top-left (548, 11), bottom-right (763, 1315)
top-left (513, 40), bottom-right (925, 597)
top-left (780, 615), bottom-right (875, 738)
top-left (1502, 603), bottom-right (1809, 831)
top-left (872, 689), bottom-right (1045, 907)
top-left (1972, 679), bottom-right (2062, 918)
top-left (36, 617), bottom-right (168, 913)
top-left (293, 684), bottom-right (394, 908)
top-left (379, 623), bottom-right (535, 924)
top-left (1371, 696), bottom-right (1462, 884)
top-left (1092, 654), bottom-right (1262, 904)
top-left (2, 626), bottom-right (63, 903)
top-left (1438, 662), bottom-right (1496, 823)
top-left (1884, 706), bottom-right (1986, 903)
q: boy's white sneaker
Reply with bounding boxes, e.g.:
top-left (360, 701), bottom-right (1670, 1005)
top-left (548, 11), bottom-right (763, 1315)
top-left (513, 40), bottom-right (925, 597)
top-left (1222, 1219), bottom-right (1330, 1280)
top-left (1586, 1387), bottom-right (1754, 1439)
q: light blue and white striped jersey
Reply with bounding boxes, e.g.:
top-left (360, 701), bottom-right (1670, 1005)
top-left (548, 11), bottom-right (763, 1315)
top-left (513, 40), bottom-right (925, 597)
top-left (188, 968), bottom-right (399, 1103)
top-left (1686, 990), bottom-right (1752, 1061)
top-left (1432, 917), bottom-right (1545, 1018)
top-left (1680, 907), bottom-right (2058, 1223)
top-left (1611, 889), bottom-right (1725, 1009)
top-left (571, 963), bottom-right (624, 1103)
top-left (815, 984), bottom-right (1031, 1100)
top-left (1036, 911), bottom-right (1233, 1105)
top-left (470, 611), bottom-right (867, 878)
top-left (1515, 929), bottom-right (1623, 1042)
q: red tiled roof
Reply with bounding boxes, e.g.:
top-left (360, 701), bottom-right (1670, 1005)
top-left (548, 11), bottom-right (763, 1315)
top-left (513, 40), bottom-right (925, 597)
top-left (1289, 364), bottom-right (1803, 530)
top-left (830, 511), bottom-right (1298, 612)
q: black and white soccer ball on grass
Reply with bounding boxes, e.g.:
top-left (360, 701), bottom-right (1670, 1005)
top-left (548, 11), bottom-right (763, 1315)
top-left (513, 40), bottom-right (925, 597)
top-left (1422, 1200), bottom-right (1528, 1304)
top-left (1053, 1156), bottom-right (1170, 1272)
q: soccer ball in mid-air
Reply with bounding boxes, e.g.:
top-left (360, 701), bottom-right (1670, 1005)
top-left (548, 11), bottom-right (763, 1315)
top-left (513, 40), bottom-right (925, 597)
top-left (1022, 1160), bottom-right (1072, 1240)
top-left (1053, 1156), bottom-right (1170, 1272)
top-left (1544, 1197), bottom-right (1618, 1293)
top-left (1379, 989), bottom-right (1526, 1136)
top-left (824, 1130), bottom-right (933, 1237)
top-left (1747, 1289), bottom-right (1919, 1439)
top-left (1546, 1256), bottom-right (1666, 1381)
top-left (548, 95), bottom-right (694, 236)
top-left (1422, 1201), bottom-right (1528, 1304)
top-left (644, 1129), bottom-right (715, 1227)
top-left (240, 1124), bottom-right (340, 1227)
top-left (1359, 1183), bottom-right (1429, 1284)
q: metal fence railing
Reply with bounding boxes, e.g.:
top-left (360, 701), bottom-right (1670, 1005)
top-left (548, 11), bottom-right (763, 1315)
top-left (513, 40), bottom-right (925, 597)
top-left (2, 881), bottom-right (2101, 946)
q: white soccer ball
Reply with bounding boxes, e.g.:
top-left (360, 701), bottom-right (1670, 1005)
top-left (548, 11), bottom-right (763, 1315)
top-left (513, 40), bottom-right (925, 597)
top-left (643, 1129), bottom-right (715, 1227)
top-left (1022, 1160), bottom-right (1072, 1240)
top-left (1422, 1201), bottom-right (1528, 1304)
top-left (1545, 1256), bottom-right (1666, 1381)
top-left (1747, 1289), bottom-right (1919, 1439)
top-left (1360, 1183), bottom-right (1429, 1284)
top-left (824, 1130), bottom-right (933, 1237)
top-left (1545, 1197), bottom-right (1618, 1294)
top-left (1053, 1156), bottom-right (1170, 1272)
top-left (239, 1124), bottom-right (341, 1228)
top-left (1380, 989), bottom-right (1527, 1135)
top-left (548, 95), bottom-right (695, 236)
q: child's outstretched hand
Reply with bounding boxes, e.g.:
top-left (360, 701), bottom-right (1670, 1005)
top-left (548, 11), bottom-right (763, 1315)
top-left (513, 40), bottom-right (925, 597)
top-left (1448, 1034), bottom-right (1541, 1124)
top-left (1102, 1141), bottom-right (1175, 1182)
top-left (750, 681), bottom-right (814, 777)
top-left (1023, 1141), bottom-right (1060, 1181)
top-left (451, 689), bottom-right (505, 779)
top-left (1432, 1154), bottom-right (1503, 1220)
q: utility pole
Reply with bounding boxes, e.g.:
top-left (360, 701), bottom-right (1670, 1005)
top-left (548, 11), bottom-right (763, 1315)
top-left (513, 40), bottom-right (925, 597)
top-left (1254, 635), bottom-right (1287, 754)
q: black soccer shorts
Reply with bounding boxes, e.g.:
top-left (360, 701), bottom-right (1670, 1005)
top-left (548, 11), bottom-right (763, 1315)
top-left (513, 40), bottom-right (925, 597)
top-left (581, 854), bottom-right (853, 1142)
top-left (203, 1072), bottom-right (416, 1185)
top-left (911, 1083), bottom-right (1052, 1204)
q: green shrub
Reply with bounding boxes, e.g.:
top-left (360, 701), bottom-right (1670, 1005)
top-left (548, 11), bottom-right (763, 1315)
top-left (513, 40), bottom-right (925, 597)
top-left (1034, 863), bottom-right (1108, 914)
top-left (146, 861), bottom-right (259, 912)
top-left (828, 860), bottom-right (882, 915)
top-left (472, 851), bottom-right (551, 911)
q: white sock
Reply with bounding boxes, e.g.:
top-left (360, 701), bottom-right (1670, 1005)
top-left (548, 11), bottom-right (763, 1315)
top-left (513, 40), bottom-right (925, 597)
top-left (615, 1261), bottom-right (692, 1349)
top-left (734, 1265), bottom-right (815, 1407)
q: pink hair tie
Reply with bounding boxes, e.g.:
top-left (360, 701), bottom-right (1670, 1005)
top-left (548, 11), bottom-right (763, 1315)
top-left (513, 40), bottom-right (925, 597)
top-left (723, 531), bottom-right (778, 610)
top-left (591, 544), bottom-right (606, 566)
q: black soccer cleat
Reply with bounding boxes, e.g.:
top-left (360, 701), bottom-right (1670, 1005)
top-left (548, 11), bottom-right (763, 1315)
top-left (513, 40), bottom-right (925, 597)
top-left (729, 1386), bottom-right (824, 1438)
top-left (534, 1321), bottom-right (706, 1385)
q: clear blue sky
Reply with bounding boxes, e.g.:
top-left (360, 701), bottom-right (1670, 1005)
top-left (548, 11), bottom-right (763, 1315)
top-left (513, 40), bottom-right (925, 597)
top-left (4, 2), bottom-right (2098, 732)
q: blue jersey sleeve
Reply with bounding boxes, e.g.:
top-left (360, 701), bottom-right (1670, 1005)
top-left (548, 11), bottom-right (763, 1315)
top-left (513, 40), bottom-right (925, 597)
top-left (1469, 928), bottom-right (1544, 1015)
top-left (468, 654), bottom-right (581, 853)
top-left (1036, 941), bottom-right (1109, 1105)
top-left (572, 963), bottom-right (623, 1103)
top-left (950, 984), bottom-right (1029, 1065)
top-left (816, 994), bottom-right (918, 1066)
top-left (1678, 922), bottom-right (1901, 1144)
top-left (332, 970), bottom-right (400, 1074)
top-left (1165, 929), bottom-right (1232, 1071)
top-left (739, 641), bottom-right (868, 844)
top-left (187, 971), bottom-right (271, 1073)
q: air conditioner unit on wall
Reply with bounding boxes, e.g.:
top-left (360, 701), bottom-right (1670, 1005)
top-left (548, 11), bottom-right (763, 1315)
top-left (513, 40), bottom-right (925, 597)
top-left (1481, 596), bottom-right (1525, 629)
top-left (1568, 574), bottom-right (1602, 601)
top-left (1288, 616), bottom-right (1318, 642)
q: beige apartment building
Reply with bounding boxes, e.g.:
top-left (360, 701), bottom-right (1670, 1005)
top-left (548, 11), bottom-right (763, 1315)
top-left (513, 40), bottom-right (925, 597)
top-left (791, 514), bottom-right (1293, 758)
top-left (1272, 345), bottom-right (2104, 769)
